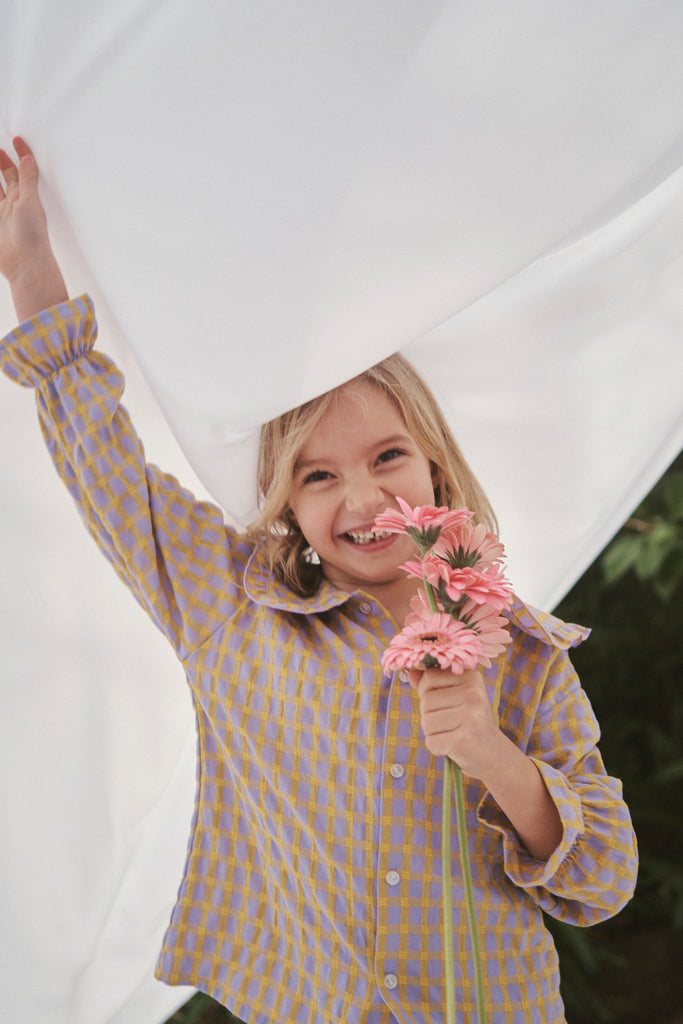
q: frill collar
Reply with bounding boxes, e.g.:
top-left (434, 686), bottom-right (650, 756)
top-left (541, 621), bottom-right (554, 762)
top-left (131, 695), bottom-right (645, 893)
top-left (243, 546), bottom-right (353, 614)
top-left (243, 545), bottom-right (589, 647)
top-left (506, 596), bottom-right (590, 649)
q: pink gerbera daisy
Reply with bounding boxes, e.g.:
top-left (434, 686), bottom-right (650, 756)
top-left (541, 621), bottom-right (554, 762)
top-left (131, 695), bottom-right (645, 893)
top-left (401, 555), bottom-right (513, 611)
top-left (381, 611), bottom-right (483, 674)
top-left (446, 564), bottom-right (513, 609)
top-left (433, 521), bottom-right (507, 570)
top-left (374, 497), bottom-right (473, 555)
top-left (460, 600), bottom-right (514, 666)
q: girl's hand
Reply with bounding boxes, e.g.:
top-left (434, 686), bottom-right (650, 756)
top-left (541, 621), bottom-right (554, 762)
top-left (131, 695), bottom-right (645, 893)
top-left (0, 137), bottom-right (68, 321)
top-left (0, 137), bottom-right (49, 280)
top-left (409, 666), bottom-right (563, 859)
top-left (410, 667), bottom-right (507, 781)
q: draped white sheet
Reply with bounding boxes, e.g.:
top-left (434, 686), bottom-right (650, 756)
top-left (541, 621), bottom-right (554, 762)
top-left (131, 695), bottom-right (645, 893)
top-left (1, 3), bottom-right (682, 1022)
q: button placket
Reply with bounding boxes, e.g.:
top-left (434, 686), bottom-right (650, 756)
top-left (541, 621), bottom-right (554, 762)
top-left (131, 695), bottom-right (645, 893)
top-left (375, 650), bottom-right (416, 1008)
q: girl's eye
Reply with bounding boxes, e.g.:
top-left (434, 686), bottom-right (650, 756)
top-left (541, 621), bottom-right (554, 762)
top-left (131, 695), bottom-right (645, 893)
top-left (376, 447), bottom-right (405, 465)
top-left (302, 469), bottom-right (332, 485)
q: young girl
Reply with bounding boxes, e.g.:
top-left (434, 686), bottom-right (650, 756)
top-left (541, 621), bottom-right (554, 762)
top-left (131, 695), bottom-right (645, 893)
top-left (0, 138), bottom-right (637, 1024)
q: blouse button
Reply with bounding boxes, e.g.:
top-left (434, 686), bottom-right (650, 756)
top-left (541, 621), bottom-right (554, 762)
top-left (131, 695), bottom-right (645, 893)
top-left (358, 601), bottom-right (372, 615)
top-left (385, 870), bottom-right (400, 886)
top-left (385, 973), bottom-right (398, 990)
top-left (389, 763), bottom-right (405, 779)
top-left (398, 670), bottom-right (409, 682)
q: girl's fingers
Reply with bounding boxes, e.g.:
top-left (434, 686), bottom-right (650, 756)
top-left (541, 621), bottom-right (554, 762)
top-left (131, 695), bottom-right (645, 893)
top-left (0, 148), bottom-right (17, 175)
top-left (1, 138), bottom-right (39, 203)
top-left (0, 137), bottom-right (36, 177)
top-left (13, 137), bottom-right (37, 173)
top-left (0, 149), bottom-right (19, 200)
top-left (13, 136), bottom-right (33, 158)
top-left (14, 139), bottom-right (39, 192)
top-left (406, 668), bottom-right (422, 689)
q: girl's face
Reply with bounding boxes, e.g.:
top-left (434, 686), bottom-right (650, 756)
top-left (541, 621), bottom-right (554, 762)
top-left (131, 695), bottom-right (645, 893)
top-left (287, 383), bottom-right (436, 608)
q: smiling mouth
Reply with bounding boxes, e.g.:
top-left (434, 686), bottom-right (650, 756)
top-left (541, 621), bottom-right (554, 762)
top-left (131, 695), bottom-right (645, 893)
top-left (344, 529), bottom-right (393, 545)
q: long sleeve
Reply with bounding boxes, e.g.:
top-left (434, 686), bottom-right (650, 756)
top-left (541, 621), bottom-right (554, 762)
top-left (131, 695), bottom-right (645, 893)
top-left (479, 620), bottom-right (638, 925)
top-left (0, 295), bottom-right (247, 660)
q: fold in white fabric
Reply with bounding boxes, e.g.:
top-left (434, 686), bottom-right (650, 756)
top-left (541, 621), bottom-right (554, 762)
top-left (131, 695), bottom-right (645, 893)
top-left (1, 3), bottom-right (682, 1022)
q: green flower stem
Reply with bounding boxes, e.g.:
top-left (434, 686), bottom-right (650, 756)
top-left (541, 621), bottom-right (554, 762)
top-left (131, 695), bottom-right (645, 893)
top-left (443, 758), bottom-right (487, 1024)
top-left (423, 577), bottom-right (440, 614)
top-left (450, 757), bottom-right (487, 1023)
top-left (442, 755), bottom-right (456, 1024)
top-left (422, 576), bottom-right (487, 1022)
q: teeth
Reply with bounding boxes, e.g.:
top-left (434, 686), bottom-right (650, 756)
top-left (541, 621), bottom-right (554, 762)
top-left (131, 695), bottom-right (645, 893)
top-left (346, 529), bottom-right (392, 545)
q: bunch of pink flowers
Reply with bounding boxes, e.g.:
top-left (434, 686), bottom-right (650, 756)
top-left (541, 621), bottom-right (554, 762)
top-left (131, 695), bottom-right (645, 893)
top-left (373, 496), bottom-right (515, 1024)
top-left (374, 496), bottom-right (514, 675)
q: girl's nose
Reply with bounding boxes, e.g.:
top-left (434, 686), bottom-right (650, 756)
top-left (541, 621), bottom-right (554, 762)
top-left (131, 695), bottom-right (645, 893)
top-left (344, 474), bottom-right (385, 517)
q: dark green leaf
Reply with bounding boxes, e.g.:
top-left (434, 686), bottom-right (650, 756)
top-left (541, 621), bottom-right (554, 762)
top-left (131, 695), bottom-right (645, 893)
top-left (652, 543), bottom-right (683, 600)
top-left (602, 535), bottom-right (641, 584)
top-left (634, 522), bottom-right (678, 580)
top-left (662, 471), bottom-right (683, 520)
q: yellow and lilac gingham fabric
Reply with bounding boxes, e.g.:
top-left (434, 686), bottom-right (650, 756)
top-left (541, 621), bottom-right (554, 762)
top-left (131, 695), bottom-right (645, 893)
top-left (1, 297), bottom-right (638, 1024)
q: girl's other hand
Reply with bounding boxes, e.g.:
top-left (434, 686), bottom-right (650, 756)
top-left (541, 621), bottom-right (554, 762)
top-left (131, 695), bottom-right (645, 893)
top-left (411, 667), bottom-right (506, 780)
top-left (0, 137), bottom-right (68, 321)
top-left (409, 665), bottom-right (563, 859)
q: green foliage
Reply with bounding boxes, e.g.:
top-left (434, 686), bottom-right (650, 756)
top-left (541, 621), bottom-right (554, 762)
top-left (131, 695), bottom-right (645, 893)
top-left (602, 464), bottom-right (683, 599)
top-left (550, 451), bottom-right (683, 1023)
top-left (166, 992), bottom-right (242, 1023)
top-left (547, 919), bottom-right (624, 1022)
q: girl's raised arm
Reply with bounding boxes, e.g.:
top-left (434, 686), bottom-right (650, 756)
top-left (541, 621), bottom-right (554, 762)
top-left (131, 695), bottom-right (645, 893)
top-left (1, 140), bottom-right (243, 660)
top-left (0, 137), bottom-right (68, 321)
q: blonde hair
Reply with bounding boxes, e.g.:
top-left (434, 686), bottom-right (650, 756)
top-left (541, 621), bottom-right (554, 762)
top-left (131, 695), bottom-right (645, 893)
top-left (247, 353), bottom-right (497, 596)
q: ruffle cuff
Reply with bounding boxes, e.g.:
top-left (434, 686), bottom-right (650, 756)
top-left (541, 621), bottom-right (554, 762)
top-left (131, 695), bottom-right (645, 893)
top-left (0, 294), bottom-right (96, 387)
top-left (477, 757), bottom-right (585, 888)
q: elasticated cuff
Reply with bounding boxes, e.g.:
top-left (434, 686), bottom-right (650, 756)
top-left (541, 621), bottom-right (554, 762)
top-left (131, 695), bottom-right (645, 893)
top-left (0, 294), bottom-right (96, 388)
top-left (477, 757), bottom-right (585, 888)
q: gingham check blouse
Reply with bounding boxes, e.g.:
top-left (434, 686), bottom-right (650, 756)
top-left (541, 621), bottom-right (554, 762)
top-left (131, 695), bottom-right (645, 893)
top-left (1, 297), bottom-right (638, 1024)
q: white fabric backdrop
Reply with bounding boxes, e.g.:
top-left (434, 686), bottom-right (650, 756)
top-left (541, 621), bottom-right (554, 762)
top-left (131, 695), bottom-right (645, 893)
top-left (1, 3), bottom-right (682, 1023)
